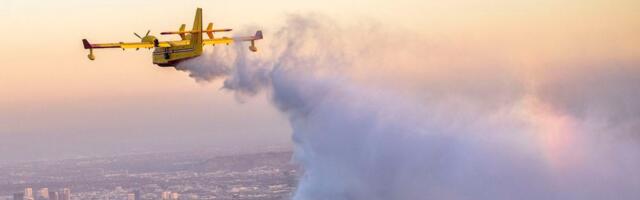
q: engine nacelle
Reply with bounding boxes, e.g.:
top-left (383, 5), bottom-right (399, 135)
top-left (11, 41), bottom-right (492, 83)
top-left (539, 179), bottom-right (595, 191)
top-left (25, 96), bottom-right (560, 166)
top-left (141, 35), bottom-right (158, 45)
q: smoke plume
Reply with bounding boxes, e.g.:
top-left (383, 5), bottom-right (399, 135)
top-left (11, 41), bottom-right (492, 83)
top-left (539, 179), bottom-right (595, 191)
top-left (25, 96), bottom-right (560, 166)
top-left (175, 14), bottom-right (640, 200)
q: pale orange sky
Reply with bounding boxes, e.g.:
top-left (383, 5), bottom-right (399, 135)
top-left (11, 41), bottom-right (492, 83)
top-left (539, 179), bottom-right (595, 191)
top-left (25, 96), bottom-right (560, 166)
top-left (0, 0), bottom-right (638, 162)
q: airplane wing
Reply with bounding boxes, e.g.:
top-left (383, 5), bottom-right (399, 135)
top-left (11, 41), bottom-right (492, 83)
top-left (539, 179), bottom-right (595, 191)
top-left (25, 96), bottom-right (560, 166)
top-left (203, 37), bottom-right (234, 45)
top-left (82, 39), bottom-right (175, 60)
top-left (233, 30), bottom-right (263, 42)
top-left (83, 39), bottom-right (200, 49)
top-left (158, 41), bottom-right (187, 47)
top-left (82, 39), bottom-right (160, 49)
top-left (202, 30), bottom-right (263, 46)
top-left (135, 30), bottom-right (262, 47)
top-left (235, 31), bottom-right (263, 52)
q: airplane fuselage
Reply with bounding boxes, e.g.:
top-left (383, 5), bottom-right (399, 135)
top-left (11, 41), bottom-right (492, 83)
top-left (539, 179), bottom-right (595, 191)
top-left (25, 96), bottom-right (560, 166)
top-left (152, 45), bottom-right (201, 67)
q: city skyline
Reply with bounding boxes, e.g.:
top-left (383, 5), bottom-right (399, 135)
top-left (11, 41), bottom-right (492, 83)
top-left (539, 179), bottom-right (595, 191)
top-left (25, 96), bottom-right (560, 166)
top-left (1, 151), bottom-right (294, 200)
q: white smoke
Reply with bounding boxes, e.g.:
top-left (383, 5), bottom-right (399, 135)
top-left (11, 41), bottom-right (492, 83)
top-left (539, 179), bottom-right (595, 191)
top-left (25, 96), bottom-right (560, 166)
top-left (175, 14), bottom-right (640, 200)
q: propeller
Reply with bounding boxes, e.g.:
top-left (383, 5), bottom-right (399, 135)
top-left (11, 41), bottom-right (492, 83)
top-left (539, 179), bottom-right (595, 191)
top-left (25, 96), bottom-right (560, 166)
top-left (134, 30), bottom-right (151, 39)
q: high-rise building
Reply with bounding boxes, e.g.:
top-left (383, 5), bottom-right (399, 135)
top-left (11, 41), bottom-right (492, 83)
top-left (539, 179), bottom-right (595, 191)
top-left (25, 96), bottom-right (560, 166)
top-left (13, 193), bottom-right (24, 200)
top-left (61, 188), bottom-right (71, 200)
top-left (171, 192), bottom-right (179, 200)
top-left (37, 188), bottom-right (49, 200)
top-left (161, 191), bottom-right (171, 200)
top-left (24, 188), bottom-right (34, 200)
top-left (48, 191), bottom-right (59, 200)
top-left (126, 193), bottom-right (135, 200)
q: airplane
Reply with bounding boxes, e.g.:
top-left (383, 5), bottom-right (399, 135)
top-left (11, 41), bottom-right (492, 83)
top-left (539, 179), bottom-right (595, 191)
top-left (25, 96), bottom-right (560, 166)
top-left (82, 8), bottom-right (262, 67)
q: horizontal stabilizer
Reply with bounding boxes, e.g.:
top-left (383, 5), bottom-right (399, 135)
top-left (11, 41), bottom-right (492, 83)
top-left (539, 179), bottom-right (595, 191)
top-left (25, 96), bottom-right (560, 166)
top-left (160, 29), bottom-right (232, 35)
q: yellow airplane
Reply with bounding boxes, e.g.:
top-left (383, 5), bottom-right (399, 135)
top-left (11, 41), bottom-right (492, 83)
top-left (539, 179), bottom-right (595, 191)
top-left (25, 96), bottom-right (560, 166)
top-left (82, 8), bottom-right (262, 67)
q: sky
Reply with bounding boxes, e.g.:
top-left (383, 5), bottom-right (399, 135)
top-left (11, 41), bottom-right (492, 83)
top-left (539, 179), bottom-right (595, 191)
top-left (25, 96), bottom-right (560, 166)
top-left (0, 0), bottom-right (639, 163)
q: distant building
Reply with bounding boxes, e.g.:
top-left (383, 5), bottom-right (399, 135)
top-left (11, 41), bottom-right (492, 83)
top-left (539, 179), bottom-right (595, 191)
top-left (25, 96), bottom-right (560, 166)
top-left (161, 191), bottom-right (171, 200)
top-left (24, 188), bottom-right (33, 200)
top-left (126, 193), bottom-right (135, 200)
top-left (134, 190), bottom-right (141, 200)
top-left (48, 191), bottom-right (59, 200)
top-left (13, 193), bottom-right (24, 200)
top-left (171, 192), bottom-right (179, 200)
top-left (37, 188), bottom-right (49, 200)
top-left (61, 188), bottom-right (71, 200)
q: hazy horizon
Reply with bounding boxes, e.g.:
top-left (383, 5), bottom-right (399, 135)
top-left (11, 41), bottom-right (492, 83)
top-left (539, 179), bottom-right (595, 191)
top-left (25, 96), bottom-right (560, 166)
top-left (1, 0), bottom-right (638, 160)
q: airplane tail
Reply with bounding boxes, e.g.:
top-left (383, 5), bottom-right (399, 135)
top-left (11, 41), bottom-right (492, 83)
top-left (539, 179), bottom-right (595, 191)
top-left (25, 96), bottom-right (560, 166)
top-left (206, 23), bottom-right (214, 39)
top-left (179, 24), bottom-right (187, 40)
top-left (190, 8), bottom-right (203, 52)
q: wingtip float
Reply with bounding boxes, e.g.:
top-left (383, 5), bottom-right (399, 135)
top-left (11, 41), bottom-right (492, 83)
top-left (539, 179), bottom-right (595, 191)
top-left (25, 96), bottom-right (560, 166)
top-left (82, 8), bottom-right (263, 67)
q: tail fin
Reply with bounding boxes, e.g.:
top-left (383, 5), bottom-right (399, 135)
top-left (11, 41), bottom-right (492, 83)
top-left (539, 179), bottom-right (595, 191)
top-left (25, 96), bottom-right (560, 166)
top-left (179, 24), bottom-right (186, 40)
top-left (190, 8), bottom-right (203, 52)
top-left (206, 23), bottom-right (214, 39)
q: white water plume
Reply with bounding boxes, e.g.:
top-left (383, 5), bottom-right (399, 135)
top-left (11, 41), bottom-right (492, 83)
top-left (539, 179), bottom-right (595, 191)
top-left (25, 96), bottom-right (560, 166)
top-left (174, 14), bottom-right (640, 200)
